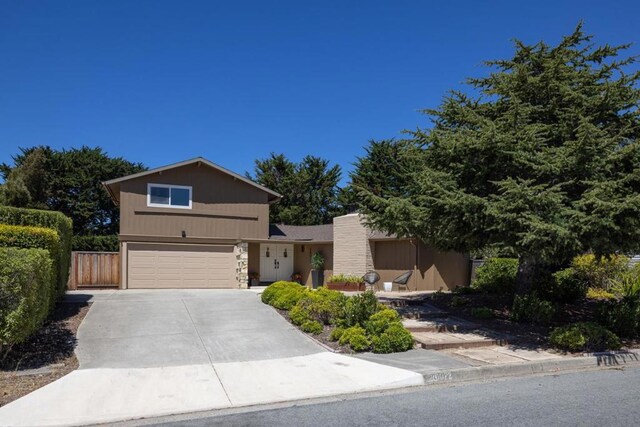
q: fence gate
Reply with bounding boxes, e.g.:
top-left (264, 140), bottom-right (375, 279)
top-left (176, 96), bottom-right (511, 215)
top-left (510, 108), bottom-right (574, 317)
top-left (68, 251), bottom-right (120, 289)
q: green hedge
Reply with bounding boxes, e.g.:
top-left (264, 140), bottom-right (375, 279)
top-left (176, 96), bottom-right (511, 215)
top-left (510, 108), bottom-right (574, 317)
top-left (0, 206), bottom-right (72, 298)
top-left (72, 235), bottom-right (119, 252)
top-left (471, 258), bottom-right (518, 295)
top-left (0, 247), bottom-right (53, 353)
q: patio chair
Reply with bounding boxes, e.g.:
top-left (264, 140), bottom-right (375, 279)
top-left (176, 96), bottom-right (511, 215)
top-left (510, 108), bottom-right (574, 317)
top-left (393, 270), bottom-right (413, 292)
top-left (362, 270), bottom-right (381, 292)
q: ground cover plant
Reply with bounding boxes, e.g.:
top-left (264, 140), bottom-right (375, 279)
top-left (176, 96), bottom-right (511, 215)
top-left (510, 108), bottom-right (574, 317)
top-left (262, 283), bottom-right (414, 353)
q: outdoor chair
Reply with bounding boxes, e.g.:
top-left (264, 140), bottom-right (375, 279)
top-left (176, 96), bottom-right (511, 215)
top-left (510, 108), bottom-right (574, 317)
top-left (393, 270), bottom-right (413, 292)
top-left (362, 270), bottom-right (381, 293)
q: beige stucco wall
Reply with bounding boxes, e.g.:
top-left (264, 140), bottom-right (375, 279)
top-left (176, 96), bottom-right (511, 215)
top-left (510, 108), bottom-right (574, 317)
top-left (332, 214), bottom-right (374, 276)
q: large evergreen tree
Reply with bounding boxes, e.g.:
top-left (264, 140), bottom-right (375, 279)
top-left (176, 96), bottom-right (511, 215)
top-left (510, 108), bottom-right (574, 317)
top-left (248, 153), bottom-right (343, 225)
top-left (357, 25), bottom-right (640, 294)
top-left (1, 146), bottom-right (146, 235)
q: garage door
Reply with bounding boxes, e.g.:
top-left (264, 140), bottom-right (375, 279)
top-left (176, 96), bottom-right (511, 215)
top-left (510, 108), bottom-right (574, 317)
top-left (127, 243), bottom-right (236, 289)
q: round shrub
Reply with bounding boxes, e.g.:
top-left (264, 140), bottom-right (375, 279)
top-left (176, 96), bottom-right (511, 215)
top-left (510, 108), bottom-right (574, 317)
top-left (289, 305), bottom-right (311, 326)
top-left (371, 323), bottom-right (415, 354)
top-left (295, 287), bottom-right (347, 325)
top-left (510, 293), bottom-right (555, 325)
top-left (261, 281), bottom-right (308, 310)
top-left (343, 291), bottom-right (381, 327)
top-left (338, 326), bottom-right (370, 352)
top-left (471, 258), bottom-right (518, 295)
top-left (365, 309), bottom-right (401, 336)
top-left (329, 326), bottom-right (345, 342)
top-left (300, 320), bottom-right (323, 335)
top-left (550, 322), bottom-right (621, 352)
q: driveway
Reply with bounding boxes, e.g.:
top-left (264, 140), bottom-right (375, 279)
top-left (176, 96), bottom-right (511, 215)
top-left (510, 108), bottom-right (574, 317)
top-left (0, 290), bottom-right (424, 427)
top-left (73, 289), bottom-right (323, 368)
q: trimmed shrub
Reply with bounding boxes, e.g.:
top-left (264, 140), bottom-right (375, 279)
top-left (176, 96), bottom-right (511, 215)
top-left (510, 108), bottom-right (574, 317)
top-left (572, 254), bottom-right (629, 290)
top-left (338, 326), bottom-right (370, 352)
top-left (0, 247), bottom-right (53, 354)
top-left (261, 281), bottom-right (308, 310)
top-left (329, 326), bottom-right (345, 342)
top-left (293, 287), bottom-right (347, 325)
top-left (0, 224), bottom-right (60, 309)
top-left (300, 320), bottom-right (323, 334)
top-left (471, 307), bottom-right (495, 319)
top-left (550, 322), bottom-right (621, 352)
top-left (343, 291), bottom-right (381, 327)
top-left (471, 258), bottom-right (518, 295)
top-left (510, 293), bottom-right (555, 325)
top-left (371, 323), bottom-right (415, 354)
top-left (72, 235), bottom-right (119, 252)
top-left (598, 298), bottom-right (640, 338)
top-left (365, 309), bottom-right (401, 336)
top-left (0, 206), bottom-right (72, 298)
top-left (543, 267), bottom-right (588, 303)
top-left (289, 305), bottom-right (311, 326)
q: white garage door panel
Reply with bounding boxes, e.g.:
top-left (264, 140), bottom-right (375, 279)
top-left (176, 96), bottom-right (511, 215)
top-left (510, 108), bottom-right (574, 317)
top-left (128, 244), bottom-right (236, 289)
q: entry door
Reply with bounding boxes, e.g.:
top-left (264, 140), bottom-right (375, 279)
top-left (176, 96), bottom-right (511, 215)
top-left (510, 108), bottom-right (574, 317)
top-left (259, 244), bottom-right (294, 282)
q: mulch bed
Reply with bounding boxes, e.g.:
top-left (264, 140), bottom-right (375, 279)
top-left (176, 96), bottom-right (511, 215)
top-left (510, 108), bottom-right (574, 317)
top-left (0, 301), bottom-right (90, 407)
top-left (274, 308), bottom-right (351, 353)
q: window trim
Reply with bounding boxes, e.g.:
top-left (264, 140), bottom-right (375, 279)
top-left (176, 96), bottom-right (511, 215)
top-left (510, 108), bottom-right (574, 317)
top-left (147, 183), bottom-right (192, 209)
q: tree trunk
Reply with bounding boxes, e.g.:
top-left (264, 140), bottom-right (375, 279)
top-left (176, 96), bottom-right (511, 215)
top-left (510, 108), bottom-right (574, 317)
top-left (515, 255), bottom-right (538, 295)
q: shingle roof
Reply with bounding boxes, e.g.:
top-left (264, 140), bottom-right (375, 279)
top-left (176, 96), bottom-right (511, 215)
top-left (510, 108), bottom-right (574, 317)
top-left (268, 224), bottom-right (333, 242)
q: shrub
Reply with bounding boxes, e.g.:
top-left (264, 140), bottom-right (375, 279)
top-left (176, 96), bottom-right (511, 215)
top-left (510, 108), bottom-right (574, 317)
top-left (329, 326), bottom-right (345, 342)
top-left (343, 291), bottom-right (381, 327)
top-left (327, 274), bottom-right (363, 284)
top-left (300, 320), bottom-right (323, 335)
top-left (587, 287), bottom-right (616, 300)
top-left (310, 251), bottom-right (324, 270)
top-left (542, 267), bottom-right (588, 303)
top-left (294, 287), bottom-right (347, 325)
top-left (261, 281), bottom-right (308, 310)
top-left (0, 247), bottom-right (53, 354)
top-left (550, 322), bottom-right (621, 352)
top-left (371, 323), bottom-right (415, 354)
top-left (598, 298), bottom-right (640, 338)
top-left (338, 326), bottom-right (370, 352)
top-left (510, 293), bottom-right (555, 325)
top-left (471, 307), bottom-right (495, 319)
top-left (471, 258), bottom-right (518, 295)
top-left (611, 273), bottom-right (640, 300)
top-left (572, 254), bottom-right (629, 290)
top-left (365, 309), bottom-right (401, 336)
top-left (453, 286), bottom-right (479, 295)
top-left (72, 235), bottom-right (119, 252)
top-left (450, 296), bottom-right (469, 307)
top-left (0, 206), bottom-right (72, 298)
top-left (0, 224), bottom-right (60, 309)
top-left (289, 304), bottom-right (311, 326)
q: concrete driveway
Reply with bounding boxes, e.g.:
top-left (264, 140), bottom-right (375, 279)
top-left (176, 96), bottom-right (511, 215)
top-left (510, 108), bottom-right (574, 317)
top-left (73, 289), bottom-right (323, 368)
top-left (0, 290), bottom-right (424, 427)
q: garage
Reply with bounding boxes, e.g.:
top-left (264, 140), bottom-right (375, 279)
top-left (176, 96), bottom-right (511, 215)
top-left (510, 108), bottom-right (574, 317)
top-left (126, 243), bottom-right (236, 289)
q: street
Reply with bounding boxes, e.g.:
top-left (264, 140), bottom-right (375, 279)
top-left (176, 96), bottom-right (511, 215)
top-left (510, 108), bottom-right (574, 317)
top-left (145, 367), bottom-right (640, 427)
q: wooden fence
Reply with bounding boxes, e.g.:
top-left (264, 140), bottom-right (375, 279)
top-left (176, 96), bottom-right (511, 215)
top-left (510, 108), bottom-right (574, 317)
top-left (68, 251), bottom-right (120, 290)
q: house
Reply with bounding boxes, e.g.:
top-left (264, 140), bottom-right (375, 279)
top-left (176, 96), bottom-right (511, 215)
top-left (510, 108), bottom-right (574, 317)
top-left (103, 157), bottom-right (470, 290)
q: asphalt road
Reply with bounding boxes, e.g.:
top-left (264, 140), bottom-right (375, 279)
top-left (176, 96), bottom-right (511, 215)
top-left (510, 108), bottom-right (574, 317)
top-left (145, 367), bottom-right (640, 427)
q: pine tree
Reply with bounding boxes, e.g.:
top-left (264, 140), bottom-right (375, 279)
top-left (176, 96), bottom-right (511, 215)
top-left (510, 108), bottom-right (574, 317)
top-left (358, 24), bottom-right (640, 294)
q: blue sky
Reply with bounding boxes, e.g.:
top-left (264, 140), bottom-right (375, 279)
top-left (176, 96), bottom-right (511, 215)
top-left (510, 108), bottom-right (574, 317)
top-left (1, 0), bottom-right (638, 185)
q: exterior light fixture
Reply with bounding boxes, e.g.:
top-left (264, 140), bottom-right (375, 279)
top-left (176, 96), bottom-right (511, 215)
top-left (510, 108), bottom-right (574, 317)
top-left (266, 247), bottom-right (270, 258)
top-left (181, 230), bottom-right (186, 238)
top-left (283, 248), bottom-right (288, 258)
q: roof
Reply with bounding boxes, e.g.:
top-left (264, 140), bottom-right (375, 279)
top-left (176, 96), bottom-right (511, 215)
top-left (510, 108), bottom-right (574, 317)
top-left (268, 224), bottom-right (333, 242)
top-left (103, 157), bottom-right (282, 205)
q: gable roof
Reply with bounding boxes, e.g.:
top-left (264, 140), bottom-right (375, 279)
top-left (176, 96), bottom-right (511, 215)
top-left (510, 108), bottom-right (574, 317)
top-left (268, 224), bottom-right (333, 242)
top-left (103, 157), bottom-right (282, 205)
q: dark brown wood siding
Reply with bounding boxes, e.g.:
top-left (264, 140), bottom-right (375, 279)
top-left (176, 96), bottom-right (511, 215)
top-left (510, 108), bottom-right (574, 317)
top-left (119, 163), bottom-right (270, 242)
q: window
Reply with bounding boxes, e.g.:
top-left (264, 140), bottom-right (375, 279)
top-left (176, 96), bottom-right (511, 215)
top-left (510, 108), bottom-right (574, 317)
top-left (147, 184), bottom-right (192, 209)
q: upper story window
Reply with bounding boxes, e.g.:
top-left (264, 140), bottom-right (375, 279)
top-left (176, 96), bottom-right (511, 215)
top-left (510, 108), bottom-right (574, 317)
top-left (147, 184), bottom-right (192, 209)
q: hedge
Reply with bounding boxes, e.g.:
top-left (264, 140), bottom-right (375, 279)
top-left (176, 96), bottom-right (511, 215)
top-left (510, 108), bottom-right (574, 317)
top-left (0, 206), bottom-right (72, 297)
top-left (72, 235), bottom-right (119, 252)
top-left (0, 224), bottom-right (60, 309)
top-left (0, 247), bottom-right (53, 354)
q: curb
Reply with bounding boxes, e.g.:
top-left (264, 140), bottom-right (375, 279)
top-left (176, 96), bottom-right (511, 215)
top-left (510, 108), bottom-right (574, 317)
top-left (423, 350), bottom-right (640, 384)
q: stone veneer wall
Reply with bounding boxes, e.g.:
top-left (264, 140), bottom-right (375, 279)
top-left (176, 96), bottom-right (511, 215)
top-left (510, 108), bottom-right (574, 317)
top-left (235, 242), bottom-right (248, 288)
top-left (332, 214), bottom-right (374, 277)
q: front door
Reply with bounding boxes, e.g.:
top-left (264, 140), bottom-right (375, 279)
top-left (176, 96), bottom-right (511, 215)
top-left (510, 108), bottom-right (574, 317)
top-left (260, 244), bottom-right (294, 283)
